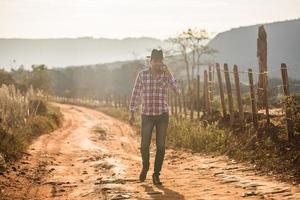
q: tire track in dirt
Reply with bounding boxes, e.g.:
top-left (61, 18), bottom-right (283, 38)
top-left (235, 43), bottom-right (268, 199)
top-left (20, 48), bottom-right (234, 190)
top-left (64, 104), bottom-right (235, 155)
top-left (0, 103), bottom-right (299, 200)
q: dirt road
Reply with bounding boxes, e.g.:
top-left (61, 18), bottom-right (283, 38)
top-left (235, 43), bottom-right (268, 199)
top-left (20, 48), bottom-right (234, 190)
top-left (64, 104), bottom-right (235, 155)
top-left (0, 103), bottom-right (299, 200)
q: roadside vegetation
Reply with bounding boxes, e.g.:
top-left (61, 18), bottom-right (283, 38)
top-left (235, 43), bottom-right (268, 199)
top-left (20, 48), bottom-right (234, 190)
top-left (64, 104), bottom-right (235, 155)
top-left (52, 96), bottom-right (300, 184)
top-left (0, 67), bottom-right (62, 171)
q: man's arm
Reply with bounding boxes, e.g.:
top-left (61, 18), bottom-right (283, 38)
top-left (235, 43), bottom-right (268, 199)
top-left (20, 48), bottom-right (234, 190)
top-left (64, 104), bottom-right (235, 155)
top-left (168, 72), bottom-right (181, 95)
top-left (161, 65), bottom-right (181, 95)
top-left (129, 72), bottom-right (142, 124)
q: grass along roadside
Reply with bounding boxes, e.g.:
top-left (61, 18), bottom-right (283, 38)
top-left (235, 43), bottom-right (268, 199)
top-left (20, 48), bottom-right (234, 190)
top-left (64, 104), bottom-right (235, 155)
top-left (0, 85), bottom-right (63, 172)
top-left (50, 97), bottom-right (300, 184)
top-left (97, 106), bottom-right (300, 184)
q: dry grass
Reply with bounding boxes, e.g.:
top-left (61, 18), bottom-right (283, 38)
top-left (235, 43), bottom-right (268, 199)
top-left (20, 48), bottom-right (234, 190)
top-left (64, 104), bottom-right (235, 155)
top-left (0, 85), bottom-right (62, 161)
top-left (49, 96), bottom-right (300, 183)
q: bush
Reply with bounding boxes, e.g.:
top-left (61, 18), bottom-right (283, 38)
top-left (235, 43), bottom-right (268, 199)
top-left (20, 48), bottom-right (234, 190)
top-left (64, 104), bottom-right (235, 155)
top-left (46, 106), bottom-right (63, 127)
top-left (27, 116), bottom-right (56, 137)
top-left (30, 99), bottom-right (48, 115)
top-left (0, 84), bottom-right (62, 161)
top-left (0, 126), bottom-right (27, 160)
top-left (166, 118), bottom-right (231, 153)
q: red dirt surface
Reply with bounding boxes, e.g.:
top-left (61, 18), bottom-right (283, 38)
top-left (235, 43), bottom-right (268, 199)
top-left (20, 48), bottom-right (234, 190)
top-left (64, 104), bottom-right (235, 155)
top-left (0, 103), bottom-right (299, 199)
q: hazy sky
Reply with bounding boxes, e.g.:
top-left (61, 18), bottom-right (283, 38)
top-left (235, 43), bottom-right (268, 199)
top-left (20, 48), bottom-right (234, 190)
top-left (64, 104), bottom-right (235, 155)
top-left (1, 0), bottom-right (300, 39)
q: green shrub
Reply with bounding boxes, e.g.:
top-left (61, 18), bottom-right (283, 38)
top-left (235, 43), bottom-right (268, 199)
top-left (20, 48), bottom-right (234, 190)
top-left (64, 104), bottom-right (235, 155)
top-left (0, 111), bottom-right (61, 161)
top-left (27, 116), bottom-right (55, 137)
top-left (167, 118), bottom-right (231, 153)
top-left (30, 99), bottom-right (48, 115)
top-left (0, 127), bottom-right (27, 160)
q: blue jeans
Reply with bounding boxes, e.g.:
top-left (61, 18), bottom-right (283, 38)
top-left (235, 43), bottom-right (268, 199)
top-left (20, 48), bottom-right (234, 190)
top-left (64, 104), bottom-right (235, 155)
top-left (140, 112), bottom-right (169, 175)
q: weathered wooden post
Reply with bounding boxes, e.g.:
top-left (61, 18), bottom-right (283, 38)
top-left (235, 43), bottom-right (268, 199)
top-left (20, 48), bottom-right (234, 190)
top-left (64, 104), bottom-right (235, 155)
top-left (190, 81), bottom-right (195, 120)
top-left (208, 65), bottom-right (214, 101)
top-left (257, 25), bottom-right (268, 107)
top-left (123, 95), bottom-right (126, 109)
top-left (233, 65), bottom-right (244, 124)
top-left (202, 77), bottom-right (206, 113)
top-left (114, 94), bottom-right (117, 108)
top-left (115, 95), bottom-right (118, 108)
top-left (124, 94), bottom-right (128, 110)
top-left (256, 25), bottom-right (270, 124)
top-left (178, 89), bottom-right (182, 117)
top-left (197, 74), bottom-right (200, 119)
top-left (204, 70), bottom-right (211, 114)
top-left (175, 90), bottom-right (178, 118)
top-left (216, 63), bottom-right (227, 117)
top-left (281, 63), bottom-right (294, 141)
top-left (248, 68), bottom-right (258, 130)
top-left (181, 81), bottom-right (187, 118)
top-left (170, 91), bottom-right (174, 116)
top-left (168, 89), bottom-right (170, 106)
top-left (126, 95), bottom-right (130, 109)
top-left (224, 64), bottom-right (234, 125)
top-left (264, 72), bottom-right (270, 124)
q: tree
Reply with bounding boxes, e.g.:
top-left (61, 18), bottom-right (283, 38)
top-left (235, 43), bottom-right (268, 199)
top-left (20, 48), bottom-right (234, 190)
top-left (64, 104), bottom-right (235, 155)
top-left (168, 28), bottom-right (217, 91)
top-left (27, 65), bottom-right (52, 93)
top-left (168, 28), bottom-right (217, 119)
top-left (0, 69), bottom-right (15, 86)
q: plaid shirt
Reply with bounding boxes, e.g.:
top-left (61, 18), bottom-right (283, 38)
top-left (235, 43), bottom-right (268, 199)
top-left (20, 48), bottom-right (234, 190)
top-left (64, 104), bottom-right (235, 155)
top-left (129, 68), bottom-right (181, 115)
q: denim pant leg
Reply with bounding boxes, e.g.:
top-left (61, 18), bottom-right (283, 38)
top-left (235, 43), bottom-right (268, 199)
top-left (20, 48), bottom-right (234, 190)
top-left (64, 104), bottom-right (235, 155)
top-left (141, 114), bottom-right (155, 170)
top-left (154, 112), bottom-right (169, 175)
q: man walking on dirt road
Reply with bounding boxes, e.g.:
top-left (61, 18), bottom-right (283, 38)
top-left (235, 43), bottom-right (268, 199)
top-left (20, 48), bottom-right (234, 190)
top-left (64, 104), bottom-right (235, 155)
top-left (129, 49), bottom-right (181, 185)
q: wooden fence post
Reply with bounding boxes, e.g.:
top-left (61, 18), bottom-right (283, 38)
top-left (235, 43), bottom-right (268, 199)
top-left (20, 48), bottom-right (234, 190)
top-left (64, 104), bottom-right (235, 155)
top-left (197, 74), bottom-right (200, 119)
top-left (114, 95), bottom-right (117, 108)
top-left (263, 67), bottom-right (270, 124)
top-left (202, 76), bottom-right (206, 113)
top-left (224, 64), bottom-right (234, 125)
top-left (178, 88), bottom-right (182, 117)
top-left (175, 91), bottom-right (178, 118)
top-left (170, 91), bottom-right (174, 116)
top-left (190, 82), bottom-right (194, 120)
top-left (216, 63), bottom-right (227, 117)
top-left (281, 63), bottom-right (294, 141)
top-left (181, 81), bottom-right (187, 118)
top-left (204, 70), bottom-right (211, 114)
top-left (116, 95), bottom-right (119, 108)
top-left (248, 68), bottom-right (258, 130)
top-left (110, 95), bottom-right (113, 107)
top-left (208, 65), bottom-right (214, 101)
top-left (233, 65), bottom-right (244, 124)
top-left (168, 89), bottom-right (170, 106)
top-left (124, 94), bottom-right (127, 110)
top-left (126, 95), bottom-right (130, 110)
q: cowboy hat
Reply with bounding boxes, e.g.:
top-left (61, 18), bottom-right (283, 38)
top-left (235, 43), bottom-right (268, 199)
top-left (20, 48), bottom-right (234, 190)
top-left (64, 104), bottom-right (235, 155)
top-left (146, 49), bottom-right (163, 61)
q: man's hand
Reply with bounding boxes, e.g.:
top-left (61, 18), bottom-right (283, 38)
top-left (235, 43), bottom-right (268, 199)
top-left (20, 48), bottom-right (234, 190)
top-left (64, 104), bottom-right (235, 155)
top-left (129, 112), bottom-right (135, 125)
top-left (161, 64), bottom-right (172, 79)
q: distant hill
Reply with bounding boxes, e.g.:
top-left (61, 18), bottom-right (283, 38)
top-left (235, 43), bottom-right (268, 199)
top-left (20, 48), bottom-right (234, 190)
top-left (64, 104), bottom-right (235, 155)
top-left (0, 37), bottom-right (169, 70)
top-left (1, 18), bottom-right (300, 80)
top-left (209, 18), bottom-right (300, 80)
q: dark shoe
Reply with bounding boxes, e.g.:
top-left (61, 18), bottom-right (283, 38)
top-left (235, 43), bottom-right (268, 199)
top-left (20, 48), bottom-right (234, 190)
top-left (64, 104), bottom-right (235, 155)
top-left (152, 173), bottom-right (162, 185)
top-left (139, 168), bottom-right (148, 182)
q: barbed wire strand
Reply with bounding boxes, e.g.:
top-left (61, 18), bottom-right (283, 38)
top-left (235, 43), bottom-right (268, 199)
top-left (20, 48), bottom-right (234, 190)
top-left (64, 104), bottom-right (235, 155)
top-left (209, 65), bottom-right (300, 75)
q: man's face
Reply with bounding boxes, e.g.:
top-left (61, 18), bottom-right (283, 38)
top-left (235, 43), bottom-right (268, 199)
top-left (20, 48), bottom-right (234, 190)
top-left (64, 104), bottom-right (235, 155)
top-left (150, 58), bottom-right (163, 70)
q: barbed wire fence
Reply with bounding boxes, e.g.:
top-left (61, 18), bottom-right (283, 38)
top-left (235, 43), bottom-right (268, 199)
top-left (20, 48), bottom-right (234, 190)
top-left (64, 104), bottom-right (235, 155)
top-left (50, 62), bottom-right (299, 141)
top-left (169, 63), bottom-right (299, 141)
